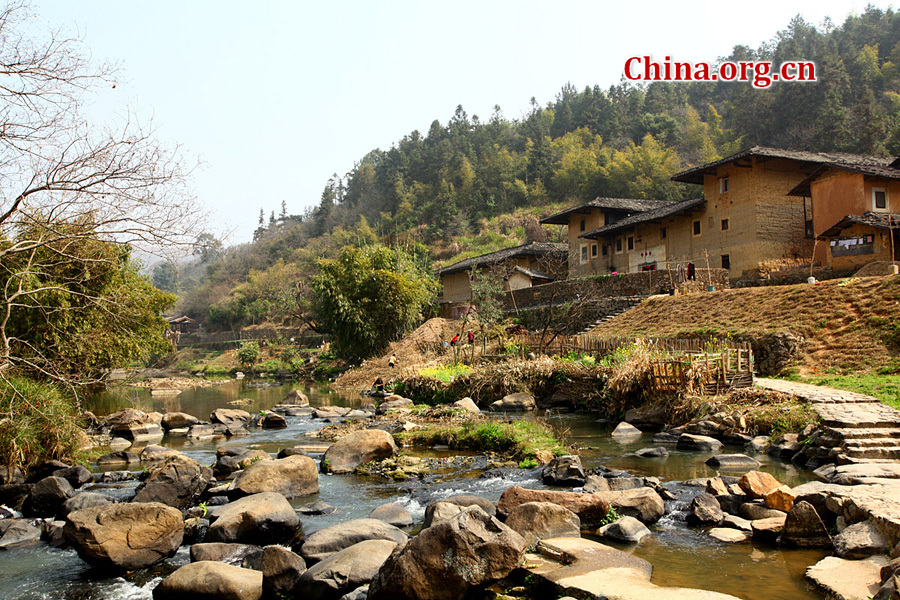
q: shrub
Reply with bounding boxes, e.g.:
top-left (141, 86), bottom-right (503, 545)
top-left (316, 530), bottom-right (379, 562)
top-left (236, 341), bottom-right (261, 368)
top-left (0, 374), bottom-right (87, 471)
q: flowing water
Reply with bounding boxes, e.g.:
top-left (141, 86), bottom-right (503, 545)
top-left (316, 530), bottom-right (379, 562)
top-left (0, 379), bottom-right (828, 600)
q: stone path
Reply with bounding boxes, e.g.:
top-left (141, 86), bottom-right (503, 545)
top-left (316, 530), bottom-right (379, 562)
top-left (756, 378), bottom-right (900, 465)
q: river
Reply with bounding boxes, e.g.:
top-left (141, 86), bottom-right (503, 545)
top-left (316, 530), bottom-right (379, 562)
top-left (0, 379), bottom-right (828, 600)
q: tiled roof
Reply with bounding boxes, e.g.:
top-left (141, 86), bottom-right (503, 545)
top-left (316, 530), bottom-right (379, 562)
top-left (818, 211), bottom-right (900, 238)
top-left (672, 145), bottom-right (895, 185)
top-left (788, 162), bottom-right (900, 196)
top-left (580, 197), bottom-right (706, 239)
top-left (438, 242), bottom-right (568, 275)
top-left (511, 265), bottom-right (555, 281)
top-left (540, 197), bottom-right (673, 224)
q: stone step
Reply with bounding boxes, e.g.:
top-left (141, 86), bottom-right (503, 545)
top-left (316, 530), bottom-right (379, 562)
top-left (822, 418), bottom-right (900, 429)
top-left (842, 446), bottom-right (900, 459)
top-left (843, 437), bottom-right (900, 448)
top-left (827, 427), bottom-right (900, 440)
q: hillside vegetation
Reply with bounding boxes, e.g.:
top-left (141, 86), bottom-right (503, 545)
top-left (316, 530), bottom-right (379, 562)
top-left (590, 275), bottom-right (900, 376)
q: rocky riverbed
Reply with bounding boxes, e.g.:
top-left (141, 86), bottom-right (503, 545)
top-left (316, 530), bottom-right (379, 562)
top-left (1, 382), bottom-right (899, 600)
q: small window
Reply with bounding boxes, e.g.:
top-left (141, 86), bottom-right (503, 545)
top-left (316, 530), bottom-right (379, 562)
top-left (580, 245), bottom-right (588, 262)
top-left (719, 177), bottom-right (729, 193)
top-left (874, 188), bottom-right (888, 211)
top-left (693, 220), bottom-right (701, 236)
top-left (660, 227), bottom-right (667, 240)
top-left (721, 218), bottom-right (729, 231)
top-left (615, 238), bottom-right (623, 253)
top-left (580, 218), bottom-right (586, 232)
top-left (627, 236), bottom-right (635, 251)
top-left (721, 254), bottom-right (731, 270)
top-left (601, 244), bottom-right (608, 256)
top-left (591, 244), bottom-right (598, 258)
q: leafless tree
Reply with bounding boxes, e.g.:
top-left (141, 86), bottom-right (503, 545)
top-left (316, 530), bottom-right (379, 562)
top-left (0, 1), bottom-right (202, 382)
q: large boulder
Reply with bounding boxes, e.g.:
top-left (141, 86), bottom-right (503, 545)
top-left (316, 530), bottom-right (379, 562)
top-left (423, 495), bottom-right (496, 528)
top-left (705, 454), bottom-right (760, 469)
top-left (191, 542), bottom-right (259, 565)
top-left (596, 487), bottom-right (666, 524)
top-left (368, 506), bottom-right (526, 600)
top-left (597, 516), bottom-right (651, 543)
top-left (488, 392), bottom-right (536, 412)
top-left (686, 493), bottom-right (724, 527)
top-left (368, 503), bottom-right (413, 528)
top-left (23, 476), bottom-right (73, 517)
top-left (739, 471), bottom-right (783, 500)
top-left (297, 539), bottom-right (397, 600)
top-left (677, 433), bottom-right (723, 452)
top-left (541, 455), bottom-right (586, 487)
top-left (230, 455), bottom-right (319, 498)
top-left (497, 486), bottom-right (610, 527)
top-left (104, 408), bottom-right (163, 441)
top-left (504, 501), bottom-right (581, 547)
top-left (610, 422), bottom-right (643, 438)
top-left (161, 412), bottom-right (200, 430)
top-left (52, 465), bottom-right (94, 489)
top-left (834, 521), bottom-right (890, 559)
top-left (214, 448), bottom-right (273, 478)
top-left (60, 492), bottom-right (113, 519)
top-left (64, 502), bottom-right (184, 571)
top-left (624, 405), bottom-right (669, 432)
top-left (210, 408), bottom-right (252, 428)
top-left (153, 561), bottom-right (263, 600)
top-left (452, 397), bottom-right (480, 414)
top-left (242, 545), bottom-right (306, 597)
top-left (133, 454), bottom-right (213, 509)
top-left (321, 430), bottom-right (398, 474)
top-left (0, 519), bottom-right (42, 550)
top-left (206, 493), bottom-right (299, 545)
top-left (779, 501), bottom-right (832, 548)
top-left (281, 389), bottom-right (310, 406)
top-left (299, 518), bottom-right (408, 564)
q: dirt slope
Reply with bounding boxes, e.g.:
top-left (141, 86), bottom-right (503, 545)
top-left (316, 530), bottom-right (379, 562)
top-left (589, 275), bottom-right (900, 374)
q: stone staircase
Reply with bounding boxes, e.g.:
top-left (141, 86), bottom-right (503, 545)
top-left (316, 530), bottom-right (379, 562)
top-left (757, 379), bottom-right (900, 465)
top-left (572, 296), bottom-right (646, 336)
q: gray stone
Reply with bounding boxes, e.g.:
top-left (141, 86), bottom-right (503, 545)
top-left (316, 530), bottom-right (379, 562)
top-left (541, 455), bottom-right (586, 487)
top-left (24, 476), bottom-right (73, 517)
top-left (806, 555), bottom-right (887, 600)
top-left (206, 493), bottom-right (299, 545)
top-left (686, 493), bottom-right (724, 527)
top-left (152, 560), bottom-right (263, 600)
top-left (0, 519), bottom-right (42, 550)
top-left (60, 492), bottom-right (113, 519)
top-left (635, 446), bottom-right (669, 458)
top-left (610, 422), bottom-right (642, 438)
top-left (321, 430), bottom-right (398, 474)
top-left (299, 518), bottom-right (408, 564)
top-left (210, 408), bottom-right (252, 427)
top-left (705, 454), bottom-right (761, 469)
top-left (230, 455), bottom-right (319, 499)
top-left (452, 397), bottom-right (480, 414)
top-left (780, 501), bottom-right (832, 548)
top-left (423, 495), bottom-right (495, 528)
top-left (677, 433), bottom-right (723, 452)
top-left (161, 411), bottom-right (200, 430)
top-left (191, 542), bottom-right (259, 565)
top-left (597, 516), bottom-right (651, 543)
top-left (297, 539), bottom-right (397, 600)
top-left (834, 521), bottom-right (890, 559)
top-left (367, 503), bottom-right (413, 528)
top-left (739, 502), bottom-right (786, 521)
top-left (52, 466), bottom-right (93, 489)
top-left (133, 454), bottom-right (213, 509)
top-left (504, 501), bottom-right (581, 547)
top-left (488, 392), bottom-right (536, 412)
top-left (242, 545), bottom-right (306, 597)
top-left (709, 528), bottom-right (749, 543)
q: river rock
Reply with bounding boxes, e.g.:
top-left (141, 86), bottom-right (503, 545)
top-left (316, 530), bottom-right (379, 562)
top-left (133, 454), bottom-right (213, 509)
top-left (206, 492), bottom-right (299, 545)
top-left (685, 419), bottom-right (727, 437)
top-left (504, 501), bottom-right (581, 547)
top-left (423, 501), bottom-right (467, 528)
top-left (64, 502), bottom-right (184, 571)
top-left (764, 485), bottom-right (795, 512)
top-left (598, 487), bottom-right (666, 524)
top-left (297, 539), bottom-right (397, 600)
top-left (104, 409), bottom-right (163, 441)
top-left (722, 515), bottom-right (753, 532)
top-left (750, 516), bottom-right (786, 544)
top-left (610, 422), bottom-right (642, 438)
top-left (706, 477), bottom-right (729, 496)
top-left (60, 492), bottom-right (113, 518)
top-left (214, 448), bottom-right (273, 478)
top-left (635, 446), bottom-right (669, 458)
top-left (97, 450), bottom-right (140, 466)
top-left (251, 411), bottom-right (287, 429)
top-left (242, 545), bottom-right (306, 596)
top-left (161, 412), bottom-right (200, 430)
top-left (368, 503), bottom-right (413, 528)
top-left (184, 517), bottom-right (209, 544)
top-left (24, 476), bottom-right (73, 517)
top-left (0, 519), bottom-right (42, 550)
top-left (497, 486), bottom-right (610, 527)
top-left (211, 408), bottom-right (252, 428)
top-left (677, 433), bottom-right (723, 452)
top-left (605, 477), bottom-right (645, 491)
top-left (686, 493), bottom-right (724, 527)
top-left (806, 556), bottom-right (887, 600)
top-left (452, 397), bottom-right (480, 414)
top-left (597, 516), bottom-right (651, 543)
top-left (716, 493), bottom-right (749, 515)
top-left (767, 433), bottom-right (801, 459)
top-left (652, 431), bottom-right (681, 444)
top-left (624, 405), bottom-right (668, 431)
top-left (27, 460), bottom-right (72, 483)
top-left (488, 392), bottom-right (535, 412)
top-left (153, 560), bottom-right (263, 600)
top-left (739, 502), bottom-right (786, 521)
top-left (709, 528), bottom-right (748, 543)
top-left (299, 518), bottom-right (408, 564)
top-left (0, 466), bottom-right (24, 485)
top-left (583, 475), bottom-right (610, 492)
top-left (780, 501), bottom-right (832, 548)
top-left (745, 436), bottom-right (771, 453)
top-left (281, 389), bottom-right (310, 406)
top-left (52, 465), bottom-right (93, 489)
top-left (230, 455), bottom-right (319, 498)
top-left (191, 542), bottom-right (260, 565)
top-left (322, 429), bottom-right (398, 474)
top-left (315, 406), bottom-right (352, 419)
top-left (423, 495), bottom-right (498, 526)
top-left (368, 506), bottom-right (526, 600)
top-left (834, 521), bottom-right (890, 559)
top-left (705, 454), bottom-right (760, 469)
top-left (738, 470), bottom-right (782, 499)
top-left (541, 455), bottom-right (586, 487)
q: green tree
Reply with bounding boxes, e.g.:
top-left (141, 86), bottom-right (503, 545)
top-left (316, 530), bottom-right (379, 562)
top-left (152, 261), bottom-right (180, 294)
top-left (309, 244), bottom-right (437, 360)
top-left (236, 341), bottom-right (261, 368)
top-left (468, 267), bottom-right (505, 354)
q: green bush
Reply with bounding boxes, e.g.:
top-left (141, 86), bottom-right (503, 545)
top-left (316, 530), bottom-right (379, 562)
top-left (0, 374), bottom-right (87, 471)
top-left (236, 341), bottom-right (261, 367)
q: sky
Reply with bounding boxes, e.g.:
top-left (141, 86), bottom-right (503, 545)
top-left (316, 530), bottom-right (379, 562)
top-left (30, 0), bottom-right (885, 244)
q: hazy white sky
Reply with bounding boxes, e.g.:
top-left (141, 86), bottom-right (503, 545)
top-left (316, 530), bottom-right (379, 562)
top-left (32, 0), bottom-right (883, 243)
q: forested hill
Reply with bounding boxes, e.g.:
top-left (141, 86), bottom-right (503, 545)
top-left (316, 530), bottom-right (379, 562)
top-left (173, 6), bottom-right (900, 331)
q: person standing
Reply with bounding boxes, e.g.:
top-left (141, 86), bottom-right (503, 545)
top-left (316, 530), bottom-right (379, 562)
top-left (467, 330), bottom-right (475, 344)
top-left (388, 353), bottom-right (398, 368)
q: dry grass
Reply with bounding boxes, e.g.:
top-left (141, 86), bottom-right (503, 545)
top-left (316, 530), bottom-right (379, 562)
top-left (589, 275), bottom-right (900, 374)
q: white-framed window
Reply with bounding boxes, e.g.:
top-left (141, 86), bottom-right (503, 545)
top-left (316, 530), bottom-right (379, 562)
top-left (580, 245), bottom-right (588, 263)
top-left (719, 177), bottom-right (729, 194)
top-left (873, 187), bottom-right (888, 212)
